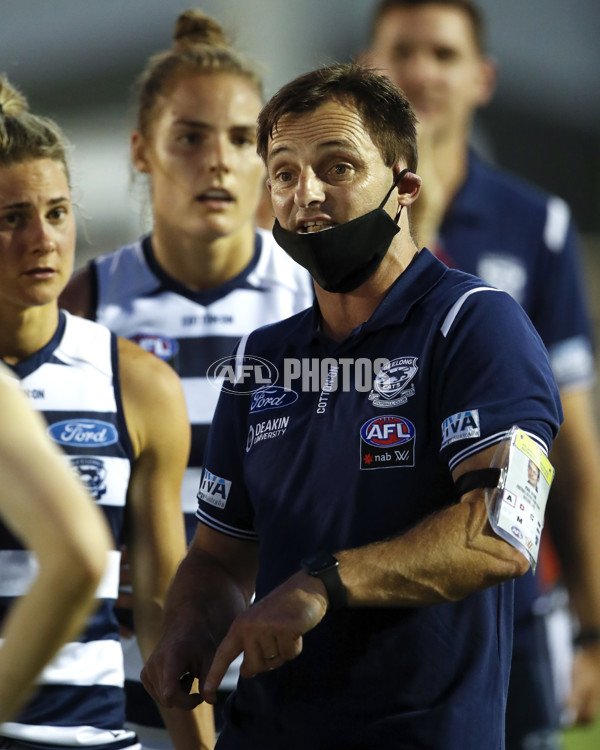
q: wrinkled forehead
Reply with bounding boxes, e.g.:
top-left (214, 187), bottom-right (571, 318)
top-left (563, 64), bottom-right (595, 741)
top-left (267, 101), bottom-right (378, 163)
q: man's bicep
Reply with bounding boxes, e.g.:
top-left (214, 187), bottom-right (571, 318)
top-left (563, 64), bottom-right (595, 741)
top-left (452, 440), bottom-right (531, 575)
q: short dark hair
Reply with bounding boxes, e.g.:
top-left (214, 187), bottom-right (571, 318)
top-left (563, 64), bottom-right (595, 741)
top-left (257, 63), bottom-right (418, 172)
top-left (370, 0), bottom-right (486, 54)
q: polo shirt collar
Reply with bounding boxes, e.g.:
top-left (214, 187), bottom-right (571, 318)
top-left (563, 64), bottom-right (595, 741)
top-left (299, 249), bottom-right (448, 348)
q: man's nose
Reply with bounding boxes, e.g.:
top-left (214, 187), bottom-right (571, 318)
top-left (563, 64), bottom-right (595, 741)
top-left (294, 171), bottom-right (325, 208)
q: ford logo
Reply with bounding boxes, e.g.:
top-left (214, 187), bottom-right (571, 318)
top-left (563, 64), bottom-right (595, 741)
top-left (207, 355), bottom-right (279, 395)
top-left (249, 386), bottom-right (298, 413)
top-left (360, 415), bottom-right (415, 448)
top-left (47, 419), bottom-right (119, 447)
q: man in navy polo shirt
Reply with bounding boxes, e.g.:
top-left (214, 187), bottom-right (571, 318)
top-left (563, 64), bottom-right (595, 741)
top-left (365, 1), bottom-right (600, 745)
top-left (141, 63), bottom-right (562, 749)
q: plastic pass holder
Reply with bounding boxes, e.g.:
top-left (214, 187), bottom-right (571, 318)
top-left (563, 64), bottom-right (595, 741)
top-left (486, 427), bottom-right (554, 572)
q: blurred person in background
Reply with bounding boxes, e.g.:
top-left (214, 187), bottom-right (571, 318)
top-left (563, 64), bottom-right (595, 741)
top-left (0, 76), bottom-right (213, 750)
top-left (0, 365), bottom-right (110, 723)
top-left (61, 9), bottom-right (313, 747)
top-left (365, 1), bottom-right (600, 747)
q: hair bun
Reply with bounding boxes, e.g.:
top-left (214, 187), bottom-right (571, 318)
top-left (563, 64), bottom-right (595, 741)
top-left (0, 75), bottom-right (29, 118)
top-left (173, 9), bottom-right (228, 49)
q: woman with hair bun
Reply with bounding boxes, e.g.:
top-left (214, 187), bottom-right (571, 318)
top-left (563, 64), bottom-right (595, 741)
top-left (61, 8), bottom-right (313, 747)
top-left (0, 75), bottom-right (212, 749)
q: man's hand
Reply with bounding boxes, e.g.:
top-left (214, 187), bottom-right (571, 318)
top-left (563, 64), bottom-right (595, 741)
top-left (567, 645), bottom-right (600, 725)
top-left (141, 625), bottom-right (217, 712)
top-left (202, 571), bottom-right (329, 704)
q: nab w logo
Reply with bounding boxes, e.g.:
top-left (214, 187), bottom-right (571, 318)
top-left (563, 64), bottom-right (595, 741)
top-left (198, 469), bottom-right (232, 509)
top-left (441, 410), bottom-right (481, 449)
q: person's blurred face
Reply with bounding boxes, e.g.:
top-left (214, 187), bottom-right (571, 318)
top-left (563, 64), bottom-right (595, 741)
top-left (0, 158), bottom-right (75, 311)
top-left (369, 4), bottom-right (494, 141)
top-left (266, 100), bottom-right (396, 234)
top-left (527, 460), bottom-right (540, 487)
top-left (133, 72), bottom-right (265, 243)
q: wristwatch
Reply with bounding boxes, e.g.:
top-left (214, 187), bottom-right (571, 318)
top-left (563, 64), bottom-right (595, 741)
top-left (301, 551), bottom-right (347, 612)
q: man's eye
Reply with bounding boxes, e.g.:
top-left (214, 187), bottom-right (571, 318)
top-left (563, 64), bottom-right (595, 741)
top-left (435, 48), bottom-right (458, 62)
top-left (330, 164), bottom-right (353, 178)
top-left (391, 46), bottom-right (411, 62)
top-left (0, 213), bottom-right (21, 228)
top-left (179, 133), bottom-right (202, 146)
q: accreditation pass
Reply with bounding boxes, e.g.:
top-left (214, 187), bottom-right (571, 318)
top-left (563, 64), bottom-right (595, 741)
top-left (489, 428), bottom-right (555, 571)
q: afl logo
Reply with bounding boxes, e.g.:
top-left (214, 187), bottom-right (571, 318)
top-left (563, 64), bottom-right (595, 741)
top-left (207, 355), bottom-right (279, 395)
top-left (360, 415), bottom-right (415, 448)
top-left (130, 334), bottom-right (178, 361)
top-left (48, 419), bottom-right (119, 447)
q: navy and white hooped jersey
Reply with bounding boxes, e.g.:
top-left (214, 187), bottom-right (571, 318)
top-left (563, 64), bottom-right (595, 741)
top-left (198, 250), bottom-right (562, 749)
top-left (439, 150), bottom-right (595, 393)
top-left (92, 228), bottom-right (313, 534)
top-left (91, 230), bottom-right (313, 717)
top-left (0, 311), bottom-right (136, 749)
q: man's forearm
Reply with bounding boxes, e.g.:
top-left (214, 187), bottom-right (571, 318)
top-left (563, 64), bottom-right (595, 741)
top-left (337, 492), bottom-right (529, 608)
top-left (162, 546), bottom-right (252, 641)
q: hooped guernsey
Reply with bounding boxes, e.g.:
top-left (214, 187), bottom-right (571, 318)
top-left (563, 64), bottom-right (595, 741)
top-left (0, 312), bottom-right (137, 750)
top-left (197, 250), bottom-right (562, 750)
top-left (90, 228), bottom-right (313, 727)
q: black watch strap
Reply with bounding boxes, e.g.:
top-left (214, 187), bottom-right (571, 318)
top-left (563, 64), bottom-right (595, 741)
top-left (301, 552), bottom-right (347, 612)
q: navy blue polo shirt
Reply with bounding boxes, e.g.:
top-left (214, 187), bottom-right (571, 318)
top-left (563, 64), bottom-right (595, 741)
top-left (198, 250), bottom-right (562, 750)
top-left (439, 151), bottom-right (594, 651)
top-left (440, 151), bottom-right (594, 392)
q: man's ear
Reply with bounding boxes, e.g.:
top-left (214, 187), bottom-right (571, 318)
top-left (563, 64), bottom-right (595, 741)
top-left (475, 56), bottom-right (497, 108)
top-left (266, 178), bottom-right (272, 194)
top-left (395, 169), bottom-right (422, 207)
top-left (131, 130), bottom-right (151, 174)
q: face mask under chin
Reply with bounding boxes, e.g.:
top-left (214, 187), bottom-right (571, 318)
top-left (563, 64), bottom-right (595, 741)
top-left (272, 169), bottom-right (408, 294)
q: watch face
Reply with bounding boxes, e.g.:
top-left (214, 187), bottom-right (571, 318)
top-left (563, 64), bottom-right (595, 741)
top-left (303, 551), bottom-right (338, 574)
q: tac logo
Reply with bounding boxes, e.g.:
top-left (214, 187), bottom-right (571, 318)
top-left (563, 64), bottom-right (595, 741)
top-left (250, 386), bottom-right (298, 413)
top-left (71, 457), bottom-right (107, 501)
top-left (360, 415), bottom-right (416, 470)
top-left (47, 419), bottom-right (119, 448)
top-left (130, 333), bottom-right (179, 362)
top-left (197, 469), bottom-right (232, 510)
top-left (369, 357), bottom-right (418, 408)
top-left (207, 355), bottom-right (279, 395)
top-left (441, 410), bottom-right (481, 449)
top-left (360, 415), bottom-right (415, 447)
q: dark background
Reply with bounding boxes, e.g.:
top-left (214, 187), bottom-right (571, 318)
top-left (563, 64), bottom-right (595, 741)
top-left (1, 0), bottom-right (598, 261)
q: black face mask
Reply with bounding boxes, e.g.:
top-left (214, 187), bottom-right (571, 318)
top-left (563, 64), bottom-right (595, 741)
top-left (272, 169), bottom-right (409, 294)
